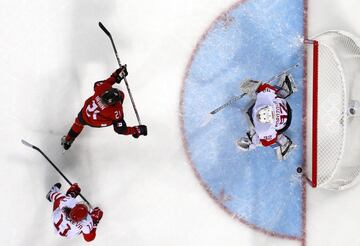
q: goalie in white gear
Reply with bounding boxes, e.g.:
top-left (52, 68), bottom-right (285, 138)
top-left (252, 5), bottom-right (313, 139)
top-left (236, 73), bottom-right (297, 160)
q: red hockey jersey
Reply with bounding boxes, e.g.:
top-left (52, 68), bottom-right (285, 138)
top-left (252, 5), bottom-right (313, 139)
top-left (80, 76), bottom-right (124, 127)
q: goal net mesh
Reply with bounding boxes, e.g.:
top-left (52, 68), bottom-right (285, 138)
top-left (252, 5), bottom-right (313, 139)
top-left (306, 30), bottom-right (360, 190)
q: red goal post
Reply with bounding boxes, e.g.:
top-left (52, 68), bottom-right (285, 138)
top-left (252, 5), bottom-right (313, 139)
top-left (305, 30), bottom-right (360, 190)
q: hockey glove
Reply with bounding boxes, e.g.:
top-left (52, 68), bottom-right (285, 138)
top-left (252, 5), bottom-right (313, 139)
top-left (66, 183), bottom-right (81, 198)
top-left (90, 207), bottom-right (103, 226)
top-left (112, 65), bottom-right (128, 83)
top-left (132, 125), bottom-right (147, 138)
top-left (240, 79), bottom-right (261, 98)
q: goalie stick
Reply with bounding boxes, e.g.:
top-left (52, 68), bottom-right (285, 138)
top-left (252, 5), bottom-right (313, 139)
top-left (200, 63), bottom-right (299, 127)
top-left (98, 22), bottom-right (142, 125)
top-left (21, 139), bottom-right (92, 208)
top-left (211, 63), bottom-right (299, 115)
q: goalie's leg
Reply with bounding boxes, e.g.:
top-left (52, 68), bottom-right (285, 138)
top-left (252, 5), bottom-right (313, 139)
top-left (274, 134), bottom-right (296, 160)
top-left (236, 137), bottom-right (251, 151)
top-left (236, 129), bottom-right (259, 151)
top-left (276, 73), bottom-right (297, 98)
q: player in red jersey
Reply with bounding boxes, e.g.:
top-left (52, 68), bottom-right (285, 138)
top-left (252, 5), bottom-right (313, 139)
top-left (46, 183), bottom-right (103, 241)
top-left (61, 65), bottom-right (147, 150)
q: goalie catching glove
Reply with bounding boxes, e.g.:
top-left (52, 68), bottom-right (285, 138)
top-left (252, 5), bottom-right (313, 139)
top-left (240, 79), bottom-right (261, 98)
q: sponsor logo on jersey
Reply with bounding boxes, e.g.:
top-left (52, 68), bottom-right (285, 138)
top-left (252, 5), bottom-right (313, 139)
top-left (275, 99), bottom-right (288, 128)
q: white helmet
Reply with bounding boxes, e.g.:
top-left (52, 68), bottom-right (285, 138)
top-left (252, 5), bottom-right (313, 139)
top-left (256, 106), bottom-right (274, 124)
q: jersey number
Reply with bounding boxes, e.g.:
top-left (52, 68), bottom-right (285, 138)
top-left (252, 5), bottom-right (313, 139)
top-left (115, 111), bottom-right (120, 119)
top-left (54, 214), bottom-right (71, 237)
top-left (86, 101), bottom-right (100, 120)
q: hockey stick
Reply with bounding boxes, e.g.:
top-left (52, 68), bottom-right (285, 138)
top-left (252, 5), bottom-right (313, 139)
top-left (209, 93), bottom-right (247, 115)
top-left (266, 63), bottom-right (300, 84)
top-left (212, 63), bottom-right (299, 115)
top-left (21, 139), bottom-right (92, 208)
top-left (200, 63), bottom-right (299, 127)
top-left (98, 22), bottom-right (142, 125)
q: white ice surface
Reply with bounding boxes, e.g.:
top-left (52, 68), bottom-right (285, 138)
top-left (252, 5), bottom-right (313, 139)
top-left (0, 0), bottom-right (359, 245)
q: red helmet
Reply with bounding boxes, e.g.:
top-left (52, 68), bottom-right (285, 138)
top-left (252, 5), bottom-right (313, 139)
top-left (69, 204), bottom-right (88, 222)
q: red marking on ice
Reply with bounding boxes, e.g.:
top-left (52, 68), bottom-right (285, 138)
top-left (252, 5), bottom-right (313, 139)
top-left (219, 13), bottom-right (235, 28)
top-left (218, 188), bottom-right (232, 203)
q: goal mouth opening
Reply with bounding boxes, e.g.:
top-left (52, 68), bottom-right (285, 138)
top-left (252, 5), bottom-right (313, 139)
top-left (305, 30), bottom-right (360, 190)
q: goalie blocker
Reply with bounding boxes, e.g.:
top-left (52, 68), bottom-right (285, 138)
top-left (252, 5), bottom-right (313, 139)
top-left (236, 73), bottom-right (297, 160)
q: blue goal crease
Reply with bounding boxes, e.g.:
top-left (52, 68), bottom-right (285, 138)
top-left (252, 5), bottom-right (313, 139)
top-left (181, 0), bottom-right (305, 238)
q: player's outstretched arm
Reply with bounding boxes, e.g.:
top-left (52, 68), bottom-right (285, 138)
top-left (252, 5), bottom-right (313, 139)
top-left (66, 183), bottom-right (81, 198)
top-left (112, 65), bottom-right (128, 83)
top-left (113, 120), bottom-right (147, 138)
top-left (82, 207), bottom-right (103, 242)
top-left (93, 65), bottom-right (128, 93)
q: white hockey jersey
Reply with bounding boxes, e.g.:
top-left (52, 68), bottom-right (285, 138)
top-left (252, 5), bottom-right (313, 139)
top-left (250, 84), bottom-right (291, 146)
top-left (52, 196), bottom-right (94, 239)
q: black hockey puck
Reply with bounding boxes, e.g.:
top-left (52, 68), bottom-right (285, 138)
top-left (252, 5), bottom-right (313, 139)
top-left (296, 167), bottom-right (302, 173)
top-left (349, 108), bottom-right (356, 115)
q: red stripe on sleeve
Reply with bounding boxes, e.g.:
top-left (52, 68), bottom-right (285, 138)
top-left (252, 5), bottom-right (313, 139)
top-left (83, 228), bottom-right (97, 242)
top-left (260, 137), bottom-right (277, 147)
top-left (257, 83), bottom-right (276, 93)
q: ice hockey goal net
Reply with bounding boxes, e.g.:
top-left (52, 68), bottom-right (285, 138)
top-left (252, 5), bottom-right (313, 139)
top-left (306, 30), bottom-right (360, 190)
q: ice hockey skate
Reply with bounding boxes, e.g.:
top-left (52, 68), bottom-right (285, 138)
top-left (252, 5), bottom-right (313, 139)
top-left (61, 136), bottom-right (73, 150)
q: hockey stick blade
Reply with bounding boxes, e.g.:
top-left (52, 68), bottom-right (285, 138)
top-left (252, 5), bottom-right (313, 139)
top-left (21, 139), bottom-right (35, 149)
top-left (22, 139), bottom-right (93, 208)
top-left (200, 94), bottom-right (245, 127)
top-left (267, 63), bottom-right (299, 83)
top-left (98, 22), bottom-right (111, 37)
top-left (200, 113), bottom-right (214, 127)
top-left (210, 93), bottom-right (246, 115)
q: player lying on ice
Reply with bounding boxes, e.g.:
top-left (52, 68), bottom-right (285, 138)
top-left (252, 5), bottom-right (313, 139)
top-left (236, 73), bottom-right (297, 160)
top-left (61, 65), bottom-right (147, 150)
top-left (46, 183), bottom-right (103, 242)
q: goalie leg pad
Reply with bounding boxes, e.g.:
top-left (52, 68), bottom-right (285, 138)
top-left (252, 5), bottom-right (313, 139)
top-left (274, 134), bottom-right (296, 160)
top-left (236, 137), bottom-right (257, 151)
top-left (236, 137), bottom-right (252, 151)
top-left (236, 129), bottom-right (259, 152)
top-left (277, 73), bottom-right (297, 98)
